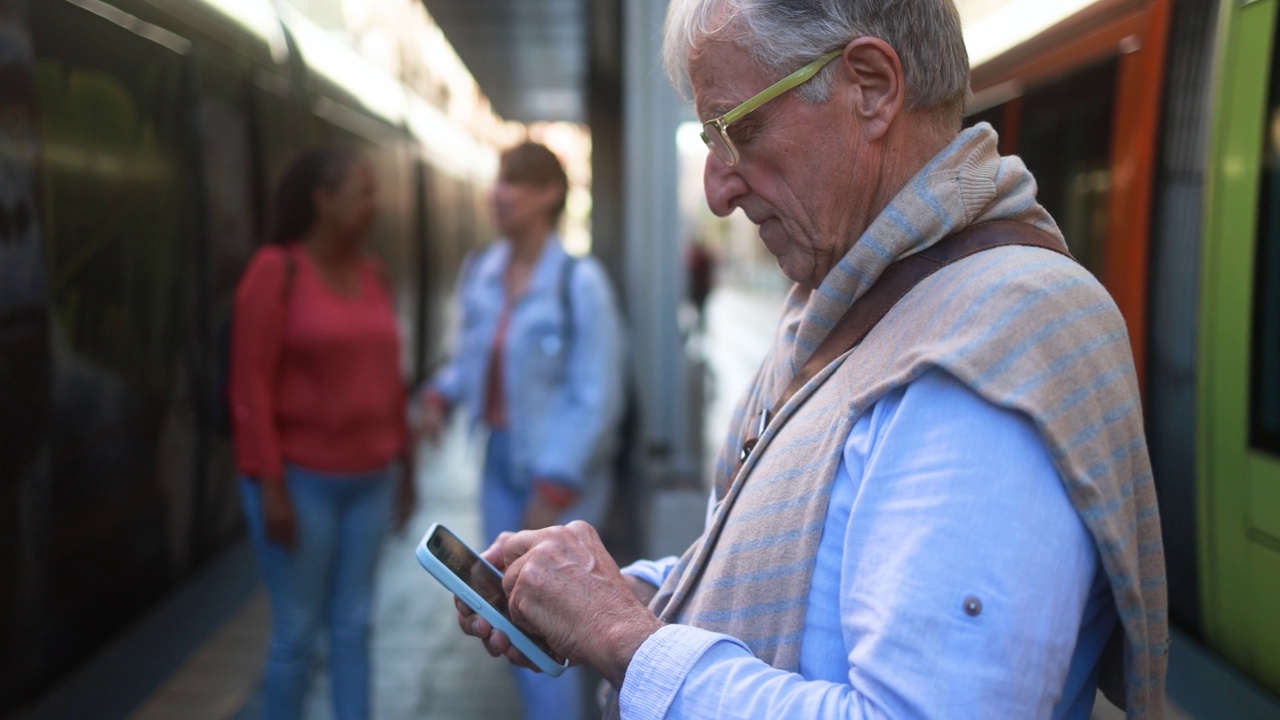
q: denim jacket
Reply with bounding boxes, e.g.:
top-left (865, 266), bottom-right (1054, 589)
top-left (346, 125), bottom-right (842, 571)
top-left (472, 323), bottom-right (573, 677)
top-left (431, 236), bottom-right (625, 493)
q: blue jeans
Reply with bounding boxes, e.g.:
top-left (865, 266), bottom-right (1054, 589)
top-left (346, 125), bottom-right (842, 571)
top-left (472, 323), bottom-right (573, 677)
top-left (240, 464), bottom-right (393, 720)
top-left (482, 430), bottom-right (588, 720)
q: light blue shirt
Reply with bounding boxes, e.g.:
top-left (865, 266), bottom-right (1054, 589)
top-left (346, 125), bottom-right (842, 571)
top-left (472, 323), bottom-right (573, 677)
top-left (621, 369), bottom-right (1115, 719)
top-left (431, 237), bottom-right (625, 491)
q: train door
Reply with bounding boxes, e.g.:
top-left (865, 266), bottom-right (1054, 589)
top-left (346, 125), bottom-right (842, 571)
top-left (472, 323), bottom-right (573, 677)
top-left (411, 160), bottom-right (454, 382)
top-left (0, 6), bottom-right (48, 712)
top-left (415, 158), bottom-right (461, 375)
top-left (1199, 0), bottom-right (1280, 696)
top-left (23, 0), bottom-right (195, 697)
top-left (187, 48), bottom-right (282, 563)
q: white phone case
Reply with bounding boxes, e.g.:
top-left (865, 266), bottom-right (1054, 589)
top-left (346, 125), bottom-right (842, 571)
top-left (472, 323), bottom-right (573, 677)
top-left (415, 523), bottom-right (568, 677)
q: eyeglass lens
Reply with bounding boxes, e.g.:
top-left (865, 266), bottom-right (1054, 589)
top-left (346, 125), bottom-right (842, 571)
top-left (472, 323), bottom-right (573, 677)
top-left (703, 124), bottom-right (736, 166)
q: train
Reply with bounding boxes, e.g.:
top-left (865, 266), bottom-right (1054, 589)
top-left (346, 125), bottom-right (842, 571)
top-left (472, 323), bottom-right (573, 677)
top-left (963, 0), bottom-right (1280, 701)
top-left (0, 0), bottom-right (502, 710)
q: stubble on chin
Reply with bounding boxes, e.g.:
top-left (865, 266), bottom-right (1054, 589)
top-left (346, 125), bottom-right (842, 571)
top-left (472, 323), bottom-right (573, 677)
top-left (773, 236), bottom-right (834, 289)
top-left (774, 252), bottom-right (817, 290)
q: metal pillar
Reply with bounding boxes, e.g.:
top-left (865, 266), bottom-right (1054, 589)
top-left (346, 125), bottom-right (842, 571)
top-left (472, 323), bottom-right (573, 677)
top-left (622, 0), bottom-right (698, 505)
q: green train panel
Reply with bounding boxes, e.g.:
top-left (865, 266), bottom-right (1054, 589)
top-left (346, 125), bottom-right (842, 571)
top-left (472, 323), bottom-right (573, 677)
top-left (1199, 0), bottom-right (1280, 697)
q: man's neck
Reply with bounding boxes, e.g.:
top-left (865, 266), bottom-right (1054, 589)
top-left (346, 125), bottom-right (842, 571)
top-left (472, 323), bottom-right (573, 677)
top-left (868, 114), bottom-right (957, 223)
top-left (805, 114), bottom-right (958, 289)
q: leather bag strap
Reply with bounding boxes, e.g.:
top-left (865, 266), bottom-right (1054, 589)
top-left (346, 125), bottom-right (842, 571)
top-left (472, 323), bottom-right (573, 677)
top-left (739, 220), bottom-right (1072, 464)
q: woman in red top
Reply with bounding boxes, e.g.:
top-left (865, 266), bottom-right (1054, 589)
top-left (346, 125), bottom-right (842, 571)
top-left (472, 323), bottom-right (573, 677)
top-left (230, 148), bottom-right (414, 720)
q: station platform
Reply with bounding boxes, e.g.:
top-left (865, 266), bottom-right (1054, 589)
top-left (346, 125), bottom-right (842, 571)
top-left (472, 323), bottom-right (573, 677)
top-left (14, 286), bottom-right (1280, 720)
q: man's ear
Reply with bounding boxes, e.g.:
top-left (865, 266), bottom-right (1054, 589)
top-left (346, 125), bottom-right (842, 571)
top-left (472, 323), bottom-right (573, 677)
top-left (835, 37), bottom-right (905, 141)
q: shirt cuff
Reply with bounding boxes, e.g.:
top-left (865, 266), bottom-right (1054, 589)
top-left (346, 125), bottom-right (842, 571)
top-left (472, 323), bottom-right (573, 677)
top-left (619, 624), bottom-right (747, 720)
top-left (620, 556), bottom-right (680, 589)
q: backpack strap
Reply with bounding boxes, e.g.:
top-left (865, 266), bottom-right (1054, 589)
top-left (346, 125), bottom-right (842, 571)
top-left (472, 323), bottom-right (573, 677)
top-left (459, 249), bottom-right (482, 292)
top-left (738, 220), bottom-right (1071, 464)
top-left (559, 254), bottom-right (579, 349)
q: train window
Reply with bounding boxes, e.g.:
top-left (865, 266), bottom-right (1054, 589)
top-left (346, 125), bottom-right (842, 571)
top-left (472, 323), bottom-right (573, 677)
top-left (1015, 59), bottom-right (1119, 278)
top-left (30, 0), bottom-right (190, 653)
top-left (251, 77), bottom-right (309, 210)
top-left (193, 58), bottom-right (259, 302)
top-left (1250, 38), bottom-right (1280, 456)
top-left (32, 1), bottom-right (191, 473)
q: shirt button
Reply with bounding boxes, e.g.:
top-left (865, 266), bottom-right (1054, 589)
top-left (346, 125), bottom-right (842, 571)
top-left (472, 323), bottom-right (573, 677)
top-left (963, 597), bottom-right (983, 617)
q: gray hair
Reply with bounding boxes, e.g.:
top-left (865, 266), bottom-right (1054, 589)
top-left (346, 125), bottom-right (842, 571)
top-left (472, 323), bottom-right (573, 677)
top-left (663, 0), bottom-right (970, 116)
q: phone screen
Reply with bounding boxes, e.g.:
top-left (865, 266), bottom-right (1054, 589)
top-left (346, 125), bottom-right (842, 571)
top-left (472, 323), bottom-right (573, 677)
top-left (428, 526), bottom-right (559, 659)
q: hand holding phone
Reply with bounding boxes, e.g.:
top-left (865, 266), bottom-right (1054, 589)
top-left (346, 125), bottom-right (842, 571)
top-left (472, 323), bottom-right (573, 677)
top-left (416, 523), bottom-right (568, 677)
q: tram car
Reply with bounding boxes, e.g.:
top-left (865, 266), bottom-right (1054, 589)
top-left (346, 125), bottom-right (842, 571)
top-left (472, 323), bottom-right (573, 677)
top-left (964, 0), bottom-right (1280, 700)
top-left (0, 0), bottom-right (497, 710)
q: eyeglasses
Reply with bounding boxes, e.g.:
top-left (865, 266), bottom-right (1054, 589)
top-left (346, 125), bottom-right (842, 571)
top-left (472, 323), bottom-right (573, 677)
top-left (699, 49), bottom-right (842, 167)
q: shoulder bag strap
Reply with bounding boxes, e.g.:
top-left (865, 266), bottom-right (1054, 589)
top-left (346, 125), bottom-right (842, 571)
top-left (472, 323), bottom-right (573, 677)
top-left (740, 220), bottom-right (1072, 462)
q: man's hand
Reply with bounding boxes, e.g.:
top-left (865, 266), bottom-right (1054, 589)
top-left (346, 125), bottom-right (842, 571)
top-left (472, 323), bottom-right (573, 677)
top-left (455, 522), bottom-right (664, 687)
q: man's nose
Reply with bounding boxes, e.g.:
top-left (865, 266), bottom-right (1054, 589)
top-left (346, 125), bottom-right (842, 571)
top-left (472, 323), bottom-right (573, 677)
top-left (703, 154), bottom-right (746, 218)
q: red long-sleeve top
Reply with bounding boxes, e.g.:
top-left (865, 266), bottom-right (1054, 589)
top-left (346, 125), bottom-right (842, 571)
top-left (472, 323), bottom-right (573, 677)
top-left (230, 244), bottom-right (407, 481)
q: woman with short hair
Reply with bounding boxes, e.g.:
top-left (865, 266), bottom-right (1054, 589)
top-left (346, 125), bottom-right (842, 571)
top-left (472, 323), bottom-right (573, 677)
top-left (419, 142), bottom-right (625, 720)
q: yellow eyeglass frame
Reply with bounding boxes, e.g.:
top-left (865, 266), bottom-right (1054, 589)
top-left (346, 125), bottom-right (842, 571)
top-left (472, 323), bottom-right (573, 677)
top-left (699, 49), bottom-right (842, 167)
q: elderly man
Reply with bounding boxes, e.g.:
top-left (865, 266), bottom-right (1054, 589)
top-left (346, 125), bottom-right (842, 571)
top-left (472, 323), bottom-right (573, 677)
top-left (457, 0), bottom-right (1169, 717)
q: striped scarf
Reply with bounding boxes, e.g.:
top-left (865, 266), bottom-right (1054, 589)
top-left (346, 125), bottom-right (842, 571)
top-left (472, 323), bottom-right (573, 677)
top-left (646, 124), bottom-right (1168, 717)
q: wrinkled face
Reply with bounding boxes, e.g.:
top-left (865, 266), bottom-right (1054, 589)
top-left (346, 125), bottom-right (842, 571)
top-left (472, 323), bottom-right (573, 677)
top-left (318, 160), bottom-right (378, 244)
top-left (692, 40), bottom-right (869, 288)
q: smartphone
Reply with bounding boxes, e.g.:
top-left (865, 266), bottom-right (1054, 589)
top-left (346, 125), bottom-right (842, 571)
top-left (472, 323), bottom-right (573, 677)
top-left (415, 522), bottom-right (568, 677)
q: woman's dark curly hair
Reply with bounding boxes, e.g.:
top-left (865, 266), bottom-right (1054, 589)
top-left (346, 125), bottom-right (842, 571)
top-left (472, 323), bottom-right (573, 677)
top-left (265, 147), bottom-right (360, 245)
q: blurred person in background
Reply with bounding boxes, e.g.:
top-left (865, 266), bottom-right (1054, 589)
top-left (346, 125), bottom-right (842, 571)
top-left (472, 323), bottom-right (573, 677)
top-left (453, 1), bottom-right (1168, 718)
top-left (418, 141), bottom-right (625, 720)
top-left (685, 238), bottom-right (716, 330)
top-left (230, 148), bottom-right (416, 720)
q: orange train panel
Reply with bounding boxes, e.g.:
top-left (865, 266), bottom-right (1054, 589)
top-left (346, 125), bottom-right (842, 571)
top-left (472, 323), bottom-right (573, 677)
top-left (998, 97), bottom-right (1022, 157)
top-left (1103, 0), bottom-right (1172, 399)
top-left (971, 10), bottom-right (1146, 95)
top-left (969, 0), bottom-right (1173, 397)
